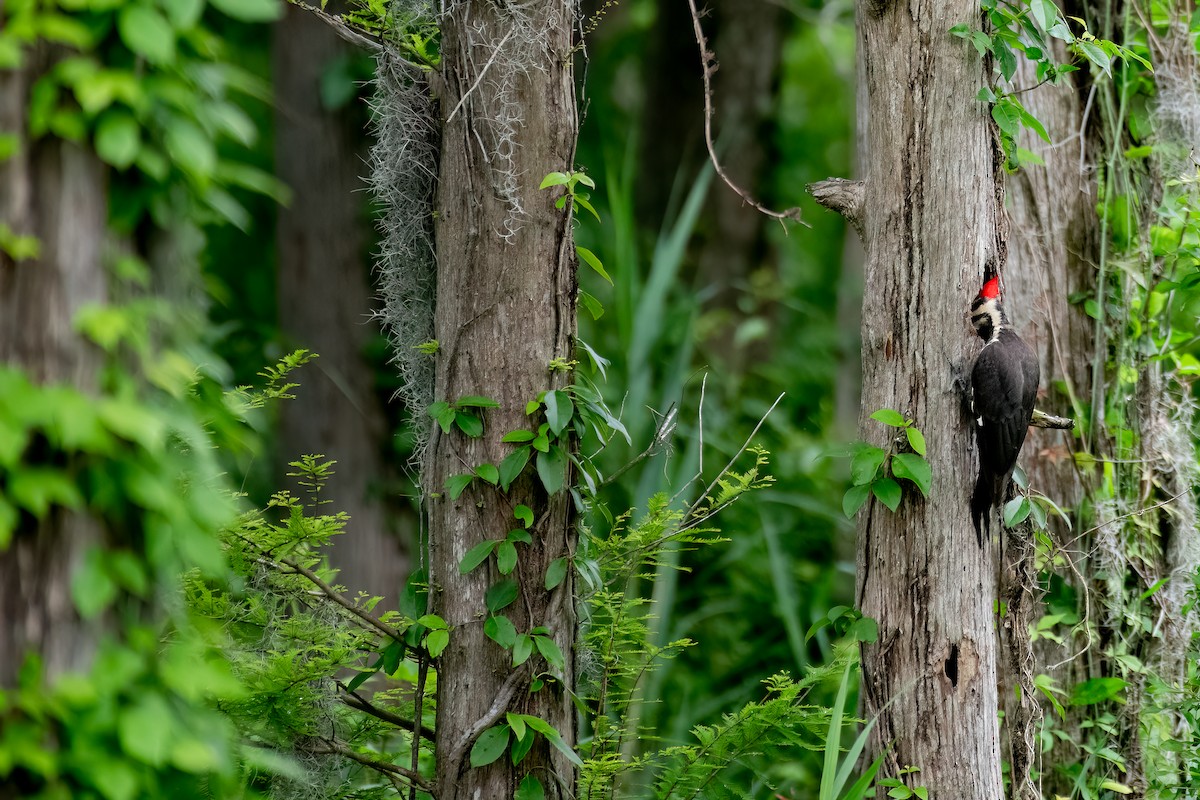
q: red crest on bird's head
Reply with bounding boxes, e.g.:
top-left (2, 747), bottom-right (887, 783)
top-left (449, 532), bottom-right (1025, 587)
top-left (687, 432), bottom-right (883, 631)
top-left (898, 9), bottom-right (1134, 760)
top-left (979, 276), bottom-right (1001, 300)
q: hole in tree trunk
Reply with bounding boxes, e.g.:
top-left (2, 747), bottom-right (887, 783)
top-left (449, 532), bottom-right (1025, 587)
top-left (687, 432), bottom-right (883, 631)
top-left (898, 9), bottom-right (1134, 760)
top-left (944, 642), bottom-right (959, 688)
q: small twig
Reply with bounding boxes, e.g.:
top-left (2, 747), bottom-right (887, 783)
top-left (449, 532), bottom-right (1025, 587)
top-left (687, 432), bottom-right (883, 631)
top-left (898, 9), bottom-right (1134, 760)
top-left (280, 556), bottom-right (405, 643)
top-left (284, 0), bottom-right (385, 53)
top-left (409, 653), bottom-right (430, 800)
top-left (599, 404), bottom-right (677, 488)
top-left (683, 392), bottom-right (786, 525)
top-left (445, 27), bottom-right (516, 124)
top-left (685, 0), bottom-right (807, 229)
top-left (339, 685), bottom-right (436, 742)
top-left (310, 737), bottom-right (434, 794)
top-left (1030, 408), bottom-right (1075, 429)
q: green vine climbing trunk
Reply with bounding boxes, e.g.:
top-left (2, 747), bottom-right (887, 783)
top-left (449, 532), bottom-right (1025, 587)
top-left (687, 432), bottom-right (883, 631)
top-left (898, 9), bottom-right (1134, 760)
top-left (0, 43), bottom-right (109, 686)
top-left (814, 0), bottom-right (1007, 793)
top-left (427, 2), bottom-right (579, 797)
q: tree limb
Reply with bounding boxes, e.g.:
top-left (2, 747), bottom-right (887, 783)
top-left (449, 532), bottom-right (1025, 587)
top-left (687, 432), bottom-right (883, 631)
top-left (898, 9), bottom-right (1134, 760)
top-left (284, 0), bottom-right (385, 53)
top-left (308, 737), bottom-right (434, 794)
top-left (1030, 408), bottom-right (1075, 430)
top-left (808, 178), bottom-right (865, 238)
top-left (339, 685), bottom-right (437, 742)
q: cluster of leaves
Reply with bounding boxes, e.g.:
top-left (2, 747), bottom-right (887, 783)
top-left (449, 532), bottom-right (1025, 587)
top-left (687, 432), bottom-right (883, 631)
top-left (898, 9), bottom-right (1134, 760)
top-left (2, 0), bottom-right (289, 233)
top-left (0, 329), bottom-right (274, 797)
top-left (541, 170), bottom-right (611, 321)
top-left (951, 0), bottom-right (1150, 171)
top-left (842, 409), bottom-right (931, 518)
top-left (186, 456), bottom-right (440, 796)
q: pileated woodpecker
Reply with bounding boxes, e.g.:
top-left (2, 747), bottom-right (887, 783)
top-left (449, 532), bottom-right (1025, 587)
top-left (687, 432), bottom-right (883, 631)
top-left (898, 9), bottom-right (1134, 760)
top-left (970, 276), bottom-right (1039, 545)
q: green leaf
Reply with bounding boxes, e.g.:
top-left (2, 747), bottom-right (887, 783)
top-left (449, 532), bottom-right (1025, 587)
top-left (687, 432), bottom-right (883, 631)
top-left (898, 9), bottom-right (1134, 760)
top-left (425, 629), bottom-right (449, 658)
top-left (545, 557), bottom-right (568, 590)
top-left (455, 411), bottom-right (484, 438)
top-left (1077, 41), bottom-right (1111, 76)
top-left (486, 579), bottom-right (519, 614)
top-left (507, 529), bottom-right (532, 544)
top-left (10, 468), bottom-right (83, 517)
top-left (469, 725), bottom-right (510, 767)
top-left (208, 0), bottom-right (282, 22)
top-left (579, 290), bottom-right (605, 320)
top-left (496, 541), bottom-right (518, 574)
top-left (457, 395), bottom-right (500, 408)
top-left (118, 694), bottom-right (175, 766)
top-left (905, 426), bottom-right (926, 456)
top-left (1070, 677), bottom-right (1127, 705)
top-left (1003, 496), bottom-right (1031, 527)
top-left (445, 473), bottom-right (474, 500)
top-left (1030, 0), bottom-right (1059, 32)
top-left (502, 429), bottom-right (535, 443)
top-left (162, 0), bottom-right (205, 29)
top-left (165, 118), bottom-right (216, 179)
top-left (417, 614), bottom-right (447, 630)
top-left (850, 446), bottom-right (888, 486)
top-left (485, 614), bottom-right (517, 648)
top-left (842, 483), bottom-right (871, 518)
top-left (544, 390), bottom-right (574, 436)
top-left (991, 100), bottom-right (1021, 138)
top-left (539, 171), bottom-right (570, 189)
top-left (459, 540), bottom-right (497, 574)
top-left (71, 547), bottom-right (118, 620)
top-left (428, 401), bottom-right (455, 433)
top-left (576, 246), bottom-right (613, 284)
top-left (515, 774), bottom-right (545, 800)
top-left (498, 447), bottom-right (531, 491)
top-left (536, 446), bottom-right (568, 494)
top-left (475, 463), bottom-right (500, 486)
top-left (869, 408), bottom-right (907, 427)
top-left (117, 5), bottom-right (176, 65)
top-left (514, 505), bottom-right (534, 528)
top-left (381, 640), bottom-right (404, 675)
top-left (94, 110), bottom-right (140, 169)
top-left (872, 478), bottom-right (903, 512)
top-left (1099, 780), bottom-right (1133, 794)
top-left (510, 724), bottom-right (536, 765)
top-left (512, 635), bottom-right (533, 666)
top-left (892, 453), bottom-right (932, 497)
top-left (574, 194), bottom-right (601, 223)
top-left (534, 636), bottom-right (565, 671)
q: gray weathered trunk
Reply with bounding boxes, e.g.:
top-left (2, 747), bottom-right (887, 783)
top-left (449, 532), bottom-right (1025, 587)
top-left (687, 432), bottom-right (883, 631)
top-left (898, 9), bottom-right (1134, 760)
top-left (813, 0), bottom-right (1007, 793)
top-left (274, 5), bottom-right (410, 600)
top-left (0, 46), bottom-right (108, 685)
top-left (428, 2), bottom-right (579, 797)
top-left (1000, 51), bottom-right (1094, 799)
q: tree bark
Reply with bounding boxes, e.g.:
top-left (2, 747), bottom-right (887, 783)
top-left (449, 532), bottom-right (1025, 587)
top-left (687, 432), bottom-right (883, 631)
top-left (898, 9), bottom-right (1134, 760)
top-left (428, 3), bottom-right (579, 798)
top-left (1000, 51), bottom-right (1095, 799)
top-left (815, 0), bottom-right (1007, 793)
top-left (0, 45), bottom-right (108, 685)
top-left (274, 4), bottom-right (410, 600)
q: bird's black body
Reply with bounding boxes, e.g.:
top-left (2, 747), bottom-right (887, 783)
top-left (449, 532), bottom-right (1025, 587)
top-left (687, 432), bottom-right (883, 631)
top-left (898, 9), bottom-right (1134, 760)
top-left (969, 282), bottom-right (1039, 545)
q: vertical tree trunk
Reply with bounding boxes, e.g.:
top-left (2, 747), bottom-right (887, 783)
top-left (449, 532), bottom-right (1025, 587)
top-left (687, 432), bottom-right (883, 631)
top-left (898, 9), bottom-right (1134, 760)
top-left (274, 5), bottom-right (409, 600)
top-left (1000, 52), bottom-right (1095, 798)
top-left (428, 3), bottom-right (579, 798)
top-left (814, 0), bottom-right (1006, 793)
top-left (0, 46), bottom-right (108, 684)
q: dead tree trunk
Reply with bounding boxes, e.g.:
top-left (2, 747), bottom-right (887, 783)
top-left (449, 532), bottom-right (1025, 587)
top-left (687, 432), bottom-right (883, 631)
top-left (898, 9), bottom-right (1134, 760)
top-left (427, 2), bottom-right (579, 798)
top-left (274, 4), bottom-right (410, 600)
top-left (0, 45), bottom-right (108, 684)
top-left (812, 0), bottom-right (1007, 793)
